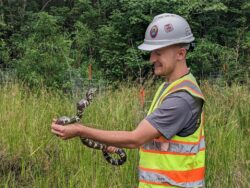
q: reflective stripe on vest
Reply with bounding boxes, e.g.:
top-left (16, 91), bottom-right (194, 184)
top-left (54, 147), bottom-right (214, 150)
top-left (139, 73), bottom-right (205, 188)
top-left (139, 167), bottom-right (205, 187)
top-left (141, 136), bottom-right (205, 155)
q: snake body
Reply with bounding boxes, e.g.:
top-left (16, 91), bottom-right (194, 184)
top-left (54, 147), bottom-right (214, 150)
top-left (56, 88), bottom-right (127, 166)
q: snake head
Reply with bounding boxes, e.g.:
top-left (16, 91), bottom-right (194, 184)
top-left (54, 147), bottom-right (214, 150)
top-left (86, 88), bottom-right (97, 101)
top-left (77, 88), bottom-right (97, 111)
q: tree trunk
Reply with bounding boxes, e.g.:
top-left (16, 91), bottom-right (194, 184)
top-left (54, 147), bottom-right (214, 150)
top-left (22, 0), bottom-right (27, 11)
top-left (19, 0), bottom-right (27, 18)
top-left (0, 0), bottom-right (3, 22)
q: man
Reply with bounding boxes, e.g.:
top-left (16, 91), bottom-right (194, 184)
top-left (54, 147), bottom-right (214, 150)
top-left (51, 13), bottom-right (205, 188)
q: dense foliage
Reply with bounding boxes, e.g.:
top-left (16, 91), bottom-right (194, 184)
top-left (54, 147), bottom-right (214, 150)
top-left (0, 0), bottom-right (249, 88)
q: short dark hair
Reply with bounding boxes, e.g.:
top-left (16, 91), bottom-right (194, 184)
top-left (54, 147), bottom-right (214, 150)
top-left (176, 42), bottom-right (195, 51)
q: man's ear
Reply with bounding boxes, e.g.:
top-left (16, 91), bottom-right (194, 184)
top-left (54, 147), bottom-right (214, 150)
top-left (176, 48), bottom-right (187, 61)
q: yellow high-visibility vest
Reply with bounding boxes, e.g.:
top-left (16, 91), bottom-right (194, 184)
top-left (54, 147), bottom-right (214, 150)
top-left (139, 73), bottom-right (205, 188)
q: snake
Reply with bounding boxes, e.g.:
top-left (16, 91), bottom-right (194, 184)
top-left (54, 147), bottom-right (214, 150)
top-left (56, 88), bottom-right (127, 166)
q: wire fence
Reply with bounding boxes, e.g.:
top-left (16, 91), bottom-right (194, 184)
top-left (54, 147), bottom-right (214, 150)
top-left (71, 77), bottom-right (108, 102)
top-left (0, 68), bottom-right (248, 93)
top-left (0, 68), bottom-right (17, 85)
top-left (0, 68), bottom-right (107, 94)
top-left (199, 69), bottom-right (249, 87)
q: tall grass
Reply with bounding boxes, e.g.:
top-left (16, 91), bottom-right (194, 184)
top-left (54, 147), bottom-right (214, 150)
top-left (202, 82), bottom-right (250, 187)
top-left (0, 82), bottom-right (249, 187)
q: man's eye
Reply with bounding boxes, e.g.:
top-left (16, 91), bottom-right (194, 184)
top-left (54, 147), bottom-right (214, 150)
top-left (155, 51), bottom-right (161, 56)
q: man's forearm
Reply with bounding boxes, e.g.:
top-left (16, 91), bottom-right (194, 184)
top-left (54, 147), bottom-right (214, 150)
top-left (51, 119), bottom-right (159, 148)
top-left (76, 124), bottom-right (140, 149)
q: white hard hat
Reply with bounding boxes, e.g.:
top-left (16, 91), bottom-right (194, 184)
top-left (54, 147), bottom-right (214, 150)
top-left (138, 13), bottom-right (195, 51)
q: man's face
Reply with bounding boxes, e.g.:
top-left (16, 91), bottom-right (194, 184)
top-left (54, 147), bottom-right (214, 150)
top-left (149, 45), bottom-right (181, 77)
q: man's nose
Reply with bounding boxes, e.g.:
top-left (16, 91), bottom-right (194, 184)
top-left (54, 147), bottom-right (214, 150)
top-left (150, 52), bottom-right (157, 63)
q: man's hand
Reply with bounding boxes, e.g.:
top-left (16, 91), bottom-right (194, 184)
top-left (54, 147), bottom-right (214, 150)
top-left (51, 119), bottom-right (80, 140)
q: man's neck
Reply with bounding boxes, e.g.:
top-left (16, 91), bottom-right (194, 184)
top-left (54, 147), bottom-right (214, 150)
top-left (165, 63), bottom-right (189, 83)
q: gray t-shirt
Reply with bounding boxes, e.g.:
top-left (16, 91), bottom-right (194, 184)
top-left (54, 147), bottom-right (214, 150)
top-left (146, 84), bottom-right (203, 140)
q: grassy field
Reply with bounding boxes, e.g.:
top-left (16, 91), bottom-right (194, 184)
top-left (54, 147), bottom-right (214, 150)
top-left (0, 82), bottom-right (249, 188)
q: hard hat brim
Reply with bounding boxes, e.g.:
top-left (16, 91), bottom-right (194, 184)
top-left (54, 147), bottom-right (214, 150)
top-left (138, 36), bottom-right (195, 52)
top-left (138, 43), bottom-right (169, 52)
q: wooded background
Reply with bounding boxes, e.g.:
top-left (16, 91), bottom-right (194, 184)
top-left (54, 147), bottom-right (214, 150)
top-left (0, 0), bottom-right (249, 89)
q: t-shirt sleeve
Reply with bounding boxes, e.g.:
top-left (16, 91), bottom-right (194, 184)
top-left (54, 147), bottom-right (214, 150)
top-left (145, 92), bottom-right (193, 140)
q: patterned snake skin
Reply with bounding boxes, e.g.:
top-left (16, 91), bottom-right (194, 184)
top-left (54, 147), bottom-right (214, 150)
top-left (56, 88), bottom-right (127, 166)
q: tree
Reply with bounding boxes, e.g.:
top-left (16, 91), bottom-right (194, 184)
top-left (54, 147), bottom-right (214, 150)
top-left (14, 12), bottom-right (73, 89)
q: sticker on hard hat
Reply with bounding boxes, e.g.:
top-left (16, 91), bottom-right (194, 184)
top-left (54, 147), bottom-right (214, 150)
top-left (164, 24), bottom-right (174, 33)
top-left (150, 25), bottom-right (158, 38)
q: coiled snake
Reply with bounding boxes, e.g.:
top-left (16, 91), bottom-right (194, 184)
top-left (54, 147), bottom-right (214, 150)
top-left (56, 88), bottom-right (127, 166)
